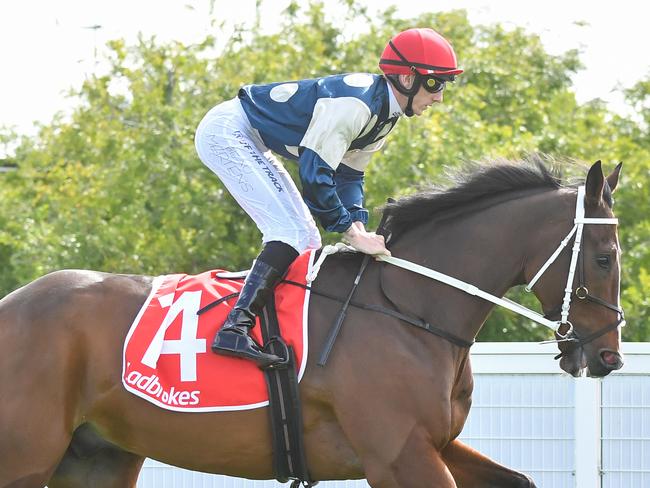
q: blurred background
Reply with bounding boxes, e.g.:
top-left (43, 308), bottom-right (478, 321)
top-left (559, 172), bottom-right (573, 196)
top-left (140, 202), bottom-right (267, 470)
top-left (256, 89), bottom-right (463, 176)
top-left (1, 0), bottom-right (648, 341)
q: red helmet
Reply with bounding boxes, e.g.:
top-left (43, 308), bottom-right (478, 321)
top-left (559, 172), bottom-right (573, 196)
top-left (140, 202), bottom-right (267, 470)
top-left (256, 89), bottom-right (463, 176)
top-left (379, 28), bottom-right (463, 78)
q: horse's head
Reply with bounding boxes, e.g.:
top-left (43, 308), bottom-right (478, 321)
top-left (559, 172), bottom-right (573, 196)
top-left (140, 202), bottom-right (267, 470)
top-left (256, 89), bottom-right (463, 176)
top-left (527, 161), bottom-right (624, 377)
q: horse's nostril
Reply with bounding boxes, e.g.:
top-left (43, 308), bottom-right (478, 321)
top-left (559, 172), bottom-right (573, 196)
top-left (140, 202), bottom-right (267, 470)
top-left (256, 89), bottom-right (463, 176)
top-left (601, 351), bottom-right (620, 367)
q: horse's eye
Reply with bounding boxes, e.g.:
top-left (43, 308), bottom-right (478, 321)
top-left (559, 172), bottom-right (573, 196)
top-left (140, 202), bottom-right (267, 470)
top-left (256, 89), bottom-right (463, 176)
top-left (597, 255), bottom-right (611, 269)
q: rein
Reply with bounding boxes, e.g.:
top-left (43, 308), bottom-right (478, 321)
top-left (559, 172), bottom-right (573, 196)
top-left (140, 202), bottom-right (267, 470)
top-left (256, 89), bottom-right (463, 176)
top-left (377, 255), bottom-right (561, 329)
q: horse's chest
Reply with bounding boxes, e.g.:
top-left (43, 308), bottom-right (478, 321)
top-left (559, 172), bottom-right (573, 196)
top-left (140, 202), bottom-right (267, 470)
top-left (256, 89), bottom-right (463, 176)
top-left (449, 358), bottom-right (474, 440)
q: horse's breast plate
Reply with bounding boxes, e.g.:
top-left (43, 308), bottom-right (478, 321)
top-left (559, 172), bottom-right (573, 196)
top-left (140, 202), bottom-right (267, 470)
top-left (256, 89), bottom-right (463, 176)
top-left (121, 251), bottom-right (315, 412)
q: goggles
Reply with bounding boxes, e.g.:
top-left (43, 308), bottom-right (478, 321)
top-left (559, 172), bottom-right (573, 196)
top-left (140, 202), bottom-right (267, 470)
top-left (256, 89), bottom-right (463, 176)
top-left (422, 76), bottom-right (445, 93)
top-left (422, 74), bottom-right (453, 93)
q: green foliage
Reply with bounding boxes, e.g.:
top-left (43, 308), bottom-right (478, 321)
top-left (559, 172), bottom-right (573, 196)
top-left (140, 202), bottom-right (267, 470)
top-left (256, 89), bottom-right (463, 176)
top-left (0, 1), bottom-right (648, 341)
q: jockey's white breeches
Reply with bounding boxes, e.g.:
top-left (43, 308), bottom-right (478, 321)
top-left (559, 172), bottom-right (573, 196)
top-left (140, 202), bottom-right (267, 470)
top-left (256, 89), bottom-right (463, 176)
top-left (195, 97), bottom-right (322, 253)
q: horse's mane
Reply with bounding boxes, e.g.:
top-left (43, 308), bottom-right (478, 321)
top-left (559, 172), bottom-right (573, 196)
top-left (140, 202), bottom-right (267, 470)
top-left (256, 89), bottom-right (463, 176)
top-left (383, 153), bottom-right (568, 238)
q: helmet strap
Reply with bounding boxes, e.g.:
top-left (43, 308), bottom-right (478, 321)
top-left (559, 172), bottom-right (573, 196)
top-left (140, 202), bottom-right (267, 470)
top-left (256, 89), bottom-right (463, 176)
top-left (404, 96), bottom-right (415, 118)
top-left (386, 72), bottom-right (421, 118)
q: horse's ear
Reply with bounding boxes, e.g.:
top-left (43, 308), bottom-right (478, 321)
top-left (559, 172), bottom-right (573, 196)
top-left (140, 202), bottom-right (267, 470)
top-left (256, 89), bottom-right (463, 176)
top-left (606, 162), bottom-right (623, 193)
top-left (585, 160), bottom-right (605, 205)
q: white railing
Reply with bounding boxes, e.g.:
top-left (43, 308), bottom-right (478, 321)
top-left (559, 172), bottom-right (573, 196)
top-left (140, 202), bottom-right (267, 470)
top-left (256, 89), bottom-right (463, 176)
top-left (138, 342), bottom-right (650, 488)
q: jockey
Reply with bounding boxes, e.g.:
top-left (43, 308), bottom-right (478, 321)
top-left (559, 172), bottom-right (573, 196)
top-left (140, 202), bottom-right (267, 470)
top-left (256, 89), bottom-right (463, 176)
top-left (194, 27), bottom-right (462, 367)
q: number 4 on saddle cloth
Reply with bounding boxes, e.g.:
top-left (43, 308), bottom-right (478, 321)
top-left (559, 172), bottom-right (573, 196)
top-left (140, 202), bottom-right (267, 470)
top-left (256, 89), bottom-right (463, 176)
top-left (122, 250), bottom-right (315, 412)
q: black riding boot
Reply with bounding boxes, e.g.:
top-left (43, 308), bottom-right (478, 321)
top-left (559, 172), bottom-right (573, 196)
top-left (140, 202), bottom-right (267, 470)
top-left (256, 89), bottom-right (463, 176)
top-left (211, 258), bottom-right (286, 367)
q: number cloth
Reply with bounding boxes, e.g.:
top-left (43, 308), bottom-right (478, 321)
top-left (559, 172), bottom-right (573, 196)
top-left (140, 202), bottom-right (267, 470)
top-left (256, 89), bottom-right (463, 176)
top-left (122, 251), bottom-right (314, 412)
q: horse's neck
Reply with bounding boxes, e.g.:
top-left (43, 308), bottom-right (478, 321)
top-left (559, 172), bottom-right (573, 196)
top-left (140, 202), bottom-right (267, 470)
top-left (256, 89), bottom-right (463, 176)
top-left (390, 189), bottom-right (571, 338)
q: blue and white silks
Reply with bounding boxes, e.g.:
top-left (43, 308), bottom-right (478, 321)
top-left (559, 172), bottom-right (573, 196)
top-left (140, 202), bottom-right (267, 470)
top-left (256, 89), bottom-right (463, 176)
top-left (239, 73), bottom-right (402, 232)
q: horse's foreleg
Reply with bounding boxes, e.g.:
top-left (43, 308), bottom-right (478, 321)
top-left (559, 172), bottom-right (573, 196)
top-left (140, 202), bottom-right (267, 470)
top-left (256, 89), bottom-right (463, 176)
top-left (48, 425), bottom-right (145, 488)
top-left (0, 441), bottom-right (68, 488)
top-left (441, 439), bottom-right (536, 488)
top-left (48, 447), bottom-right (144, 488)
top-left (0, 409), bottom-right (71, 487)
top-left (359, 425), bottom-right (458, 488)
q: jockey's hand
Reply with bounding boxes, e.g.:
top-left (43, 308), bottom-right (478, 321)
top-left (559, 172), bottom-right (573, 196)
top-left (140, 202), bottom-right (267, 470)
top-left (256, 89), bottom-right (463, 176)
top-left (343, 221), bottom-right (391, 257)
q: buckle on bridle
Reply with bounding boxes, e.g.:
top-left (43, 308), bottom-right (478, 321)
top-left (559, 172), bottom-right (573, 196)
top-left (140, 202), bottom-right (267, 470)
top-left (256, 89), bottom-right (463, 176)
top-left (575, 286), bottom-right (589, 299)
top-left (556, 321), bottom-right (576, 341)
top-left (539, 320), bottom-right (579, 345)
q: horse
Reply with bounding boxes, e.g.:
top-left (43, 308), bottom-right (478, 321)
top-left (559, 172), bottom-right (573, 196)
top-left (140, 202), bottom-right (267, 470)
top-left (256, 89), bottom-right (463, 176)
top-left (0, 156), bottom-right (624, 488)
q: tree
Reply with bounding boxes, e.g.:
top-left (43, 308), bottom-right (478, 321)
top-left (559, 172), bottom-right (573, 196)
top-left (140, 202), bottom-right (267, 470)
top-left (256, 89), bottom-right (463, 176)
top-left (0, 1), bottom-right (647, 341)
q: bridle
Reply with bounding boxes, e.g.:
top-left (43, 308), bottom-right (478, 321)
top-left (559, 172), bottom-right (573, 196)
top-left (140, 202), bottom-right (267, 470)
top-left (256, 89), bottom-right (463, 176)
top-left (372, 185), bottom-right (625, 347)
top-left (524, 185), bottom-right (625, 356)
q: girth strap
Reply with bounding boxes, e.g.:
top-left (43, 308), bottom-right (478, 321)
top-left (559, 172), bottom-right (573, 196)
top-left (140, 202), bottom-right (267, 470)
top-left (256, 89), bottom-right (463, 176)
top-left (196, 284), bottom-right (315, 486)
top-left (259, 295), bottom-right (316, 486)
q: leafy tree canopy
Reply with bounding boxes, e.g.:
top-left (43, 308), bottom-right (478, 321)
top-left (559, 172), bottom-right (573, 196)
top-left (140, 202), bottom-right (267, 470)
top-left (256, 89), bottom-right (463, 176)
top-left (0, 1), bottom-right (647, 341)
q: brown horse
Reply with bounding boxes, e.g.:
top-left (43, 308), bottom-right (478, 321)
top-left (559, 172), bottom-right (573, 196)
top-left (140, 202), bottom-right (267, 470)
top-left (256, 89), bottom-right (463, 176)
top-left (0, 157), bottom-right (624, 488)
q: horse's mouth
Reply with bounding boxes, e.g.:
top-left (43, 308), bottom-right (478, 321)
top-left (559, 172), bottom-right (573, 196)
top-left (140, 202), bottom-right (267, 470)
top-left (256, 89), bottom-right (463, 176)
top-left (560, 350), bottom-right (588, 377)
top-left (560, 349), bottom-right (623, 377)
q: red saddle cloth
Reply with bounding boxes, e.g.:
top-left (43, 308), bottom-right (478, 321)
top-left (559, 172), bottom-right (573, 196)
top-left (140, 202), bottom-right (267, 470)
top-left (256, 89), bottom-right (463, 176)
top-left (122, 251), bottom-right (315, 412)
